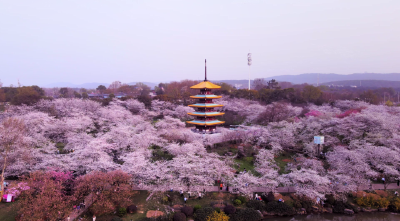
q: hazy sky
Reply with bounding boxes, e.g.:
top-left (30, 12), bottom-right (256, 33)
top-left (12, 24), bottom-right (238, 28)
top-left (1, 0), bottom-right (399, 86)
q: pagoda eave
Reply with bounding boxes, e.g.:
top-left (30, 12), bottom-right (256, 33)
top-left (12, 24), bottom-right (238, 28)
top-left (186, 121), bottom-right (225, 126)
top-left (189, 104), bottom-right (224, 108)
top-left (190, 81), bottom-right (221, 89)
top-left (190, 95), bottom-right (222, 99)
top-left (188, 112), bottom-right (225, 117)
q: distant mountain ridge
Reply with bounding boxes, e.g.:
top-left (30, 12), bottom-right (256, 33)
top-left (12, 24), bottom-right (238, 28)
top-left (264, 73), bottom-right (400, 85)
top-left (43, 82), bottom-right (157, 89)
top-left (322, 80), bottom-right (400, 88)
top-left (41, 73), bottom-right (400, 90)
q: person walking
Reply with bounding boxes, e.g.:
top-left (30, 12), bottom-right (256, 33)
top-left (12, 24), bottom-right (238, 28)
top-left (198, 192), bottom-right (202, 199)
top-left (93, 215), bottom-right (96, 221)
top-left (180, 189), bottom-right (183, 197)
top-left (397, 179), bottom-right (399, 186)
top-left (184, 197), bottom-right (187, 204)
top-left (67, 216), bottom-right (70, 221)
top-left (220, 183), bottom-right (223, 191)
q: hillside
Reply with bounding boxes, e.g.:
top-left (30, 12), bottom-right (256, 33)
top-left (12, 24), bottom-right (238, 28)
top-left (43, 82), bottom-right (156, 89)
top-left (264, 73), bottom-right (400, 85)
top-left (322, 80), bottom-right (400, 88)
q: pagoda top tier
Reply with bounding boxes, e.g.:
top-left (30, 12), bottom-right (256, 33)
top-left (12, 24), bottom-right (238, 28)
top-left (190, 81), bottom-right (221, 89)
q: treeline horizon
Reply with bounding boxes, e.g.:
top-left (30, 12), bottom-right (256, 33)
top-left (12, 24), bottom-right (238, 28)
top-left (0, 79), bottom-right (399, 108)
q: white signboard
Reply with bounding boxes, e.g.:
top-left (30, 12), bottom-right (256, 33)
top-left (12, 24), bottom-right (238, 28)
top-left (314, 136), bottom-right (324, 144)
top-left (7, 194), bottom-right (12, 202)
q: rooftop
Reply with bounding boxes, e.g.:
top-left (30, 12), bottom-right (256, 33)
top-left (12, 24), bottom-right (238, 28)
top-left (190, 81), bottom-right (221, 89)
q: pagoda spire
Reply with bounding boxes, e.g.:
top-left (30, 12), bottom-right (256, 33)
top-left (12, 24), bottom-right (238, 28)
top-left (204, 59), bottom-right (207, 81)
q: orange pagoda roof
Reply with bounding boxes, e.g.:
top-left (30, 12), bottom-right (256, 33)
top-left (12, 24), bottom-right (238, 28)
top-left (190, 81), bottom-right (221, 89)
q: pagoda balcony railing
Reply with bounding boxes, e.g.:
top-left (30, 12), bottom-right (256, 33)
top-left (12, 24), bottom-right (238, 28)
top-left (195, 118), bottom-right (217, 121)
top-left (197, 109), bottom-right (216, 112)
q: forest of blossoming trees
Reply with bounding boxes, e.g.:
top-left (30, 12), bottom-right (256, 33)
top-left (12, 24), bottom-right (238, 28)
top-left (1, 97), bottom-right (400, 204)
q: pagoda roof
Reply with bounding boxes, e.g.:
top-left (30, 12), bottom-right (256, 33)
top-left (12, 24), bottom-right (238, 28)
top-left (190, 95), bottom-right (222, 99)
top-left (189, 103), bottom-right (224, 108)
top-left (188, 112), bottom-right (225, 117)
top-left (190, 81), bottom-right (221, 89)
top-left (186, 120), bottom-right (225, 126)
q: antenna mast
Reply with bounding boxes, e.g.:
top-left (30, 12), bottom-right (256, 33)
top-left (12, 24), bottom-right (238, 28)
top-left (247, 53), bottom-right (252, 90)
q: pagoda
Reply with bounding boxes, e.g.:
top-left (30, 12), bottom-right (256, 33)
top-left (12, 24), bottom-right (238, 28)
top-left (187, 60), bottom-right (225, 133)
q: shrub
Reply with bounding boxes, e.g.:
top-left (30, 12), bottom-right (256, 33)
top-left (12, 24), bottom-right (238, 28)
top-left (261, 192), bottom-right (275, 202)
top-left (246, 200), bottom-right (265, 211)
top-left (375, 198), bottom-right (390, 208)
top-left (237, 195), bottom-right (248, 204)
top-left (355, 196), bottom-right (389, 208)
top-left (234, 199), bottom-right (242, 206)
top-left (215, 207), bottom-right (221, 213)
top-left (231, 208), bottom-right (262, 221)
top-left (181, 206), bottom-right (194, 216)
top-left (325, 194), bottom-right (335, 205)
top-left (194, 207), bottom-right (215, 221)
top-left (299, 197), bottom-right (314, 212)
top-left (118, 207), bottom-right (127, 217)
top-left (206, 211), bottom-right (229, 221)
top-left (389, 198), bottom-right (400, 212)
top-left (223, 205), bottom-right (236, 215)
top-left (140, 216), bottom-right (172, 221)
top-left (332, 201), bottom-right (346, 213)
top-left (173, 212), bottom-right (186, 221)
top-left (162, 196), bottom-right (169, 203)
top-left (127, 205), bottom-right (138, 213)
top-left (265, 201), bottom-right (295, 216)
top-left (194, 205), bottom-right (202, 212)
top-left (355, 196), bottom-right (374, 207)
top-left (293, 200), bottom-right (302, 209)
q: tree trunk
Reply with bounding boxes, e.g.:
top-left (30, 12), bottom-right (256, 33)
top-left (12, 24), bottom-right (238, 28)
top-left (1, 152), bottom-right (8, 198)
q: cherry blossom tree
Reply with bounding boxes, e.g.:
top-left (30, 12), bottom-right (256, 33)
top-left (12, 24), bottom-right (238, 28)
top-left (74, 170), bottom-right (134, 216)
top-left (280, 168), bottom-right (330, 200)
top-left (17, 171), bottom-right (74, 221)
top-left (0, 118), bottom-right (26, 196)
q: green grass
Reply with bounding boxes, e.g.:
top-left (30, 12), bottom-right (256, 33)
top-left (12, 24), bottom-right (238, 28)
top-left (234, 157), bottom-right (260, 176)
top-left (0, 201), bottom-right (19, 221)
top-left (206, 141), bottom-right (238, 156)
top-left (274, 152), bottom-right (295, 175)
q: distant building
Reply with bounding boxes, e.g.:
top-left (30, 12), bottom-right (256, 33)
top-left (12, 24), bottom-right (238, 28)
top-left (149, 91), bottom-right (157, 97)
top-left (234, 84), bottom-right (243, 89)
top-left (88, 93), bottom-right (103, 99)
top-left (88, 92), bottom-right (127, 99)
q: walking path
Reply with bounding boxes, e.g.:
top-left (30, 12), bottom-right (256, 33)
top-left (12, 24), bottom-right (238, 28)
top-left (65, 193), bottom-right (95, 221)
